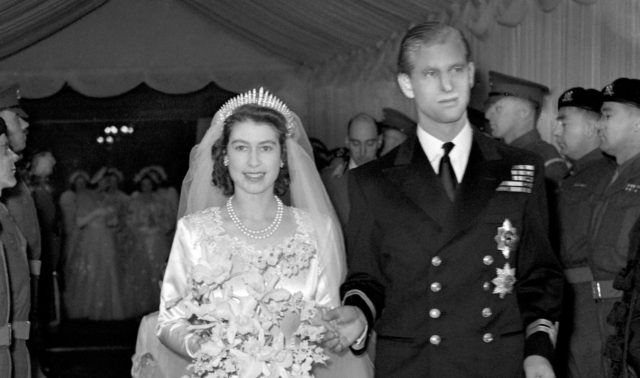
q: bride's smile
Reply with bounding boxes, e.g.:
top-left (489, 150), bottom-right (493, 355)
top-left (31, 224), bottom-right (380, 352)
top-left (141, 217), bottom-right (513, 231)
top-left (226, 119), bottom-right (282, 196)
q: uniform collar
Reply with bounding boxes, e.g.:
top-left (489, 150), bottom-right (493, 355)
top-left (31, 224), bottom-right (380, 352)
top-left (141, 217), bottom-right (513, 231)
top-left (510, 129), bottom-right (541, 149)
top-left (570, 149), bottom-right (605, 174)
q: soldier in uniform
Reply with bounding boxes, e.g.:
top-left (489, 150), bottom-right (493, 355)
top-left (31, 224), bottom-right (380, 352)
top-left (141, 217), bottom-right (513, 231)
top-left (321, 113), bottom-right (381, 229)
top-left (586, 77), bottom-right (640, 376)
top-left (0, 116), bottom-right (31, 377)
top-left (0, 242), bottom-right (12, 378)
top-left (324, 22), bottom-right (564, 378)
top-left (551, 87), bottom-right (613, 377)
top-left (0, 84), bottom-right (42, 378)
top-left (484, 71), bottom-right (569, 185)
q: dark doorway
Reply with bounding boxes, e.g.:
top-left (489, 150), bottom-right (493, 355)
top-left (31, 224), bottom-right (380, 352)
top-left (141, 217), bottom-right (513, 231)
top-left (19, 82), bottom-right (235, 377)
top-left (21, 82), bottom-right (235, 194)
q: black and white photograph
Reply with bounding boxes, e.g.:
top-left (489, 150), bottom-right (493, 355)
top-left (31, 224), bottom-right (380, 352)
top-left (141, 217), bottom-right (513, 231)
top-left (0, 1), bottom-right (639, 377)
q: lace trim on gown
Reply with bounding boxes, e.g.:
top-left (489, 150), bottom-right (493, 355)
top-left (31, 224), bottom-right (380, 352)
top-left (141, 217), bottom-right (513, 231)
top-left (183, 206), bottom-right (318, 278)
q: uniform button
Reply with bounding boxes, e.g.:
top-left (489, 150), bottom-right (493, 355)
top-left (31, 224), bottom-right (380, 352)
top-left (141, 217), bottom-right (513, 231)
top-left (431, 256), bottom-right (442, 267)
top-left (483, 255), bottom-right (494, 265)
top-left (429, 335), bottom-right (441, 345)
top-left (429, 308), bottom-right (441, 318)
top-left (430, 282), bottom-right (442, 292)
top-left (482, 333), bottom-right (494, 343)
top-left (482, 307), bottom-right (492, 318)
top-left (483, 282), bottom-right (491, 291)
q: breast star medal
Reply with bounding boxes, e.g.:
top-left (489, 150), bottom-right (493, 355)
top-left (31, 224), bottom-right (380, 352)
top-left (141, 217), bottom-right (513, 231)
top-left (492, 263), bottom-right (516, 298)
top-left (494, 219), bottom-right (519, 259)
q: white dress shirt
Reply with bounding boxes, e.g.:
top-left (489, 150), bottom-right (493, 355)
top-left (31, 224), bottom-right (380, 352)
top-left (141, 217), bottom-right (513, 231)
top-left (417, 121), bottom-right (473, 183)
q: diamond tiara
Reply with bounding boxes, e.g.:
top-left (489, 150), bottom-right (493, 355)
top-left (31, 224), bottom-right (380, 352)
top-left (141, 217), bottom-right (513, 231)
top-left (212, 87), bottom-right (294, 133)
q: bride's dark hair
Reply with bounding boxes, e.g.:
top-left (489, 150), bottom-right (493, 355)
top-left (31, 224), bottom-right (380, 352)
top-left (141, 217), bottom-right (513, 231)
top-left (211, 104), bottom-right (290, 196)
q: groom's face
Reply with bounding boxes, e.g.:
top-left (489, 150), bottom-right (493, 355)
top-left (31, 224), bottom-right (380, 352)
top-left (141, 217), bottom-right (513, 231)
top-left (397, 35), bottom-right (474, 127)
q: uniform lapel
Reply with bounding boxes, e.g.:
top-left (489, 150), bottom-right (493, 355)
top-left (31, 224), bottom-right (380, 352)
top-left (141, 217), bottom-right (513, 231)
top-left (444, 133), bottom-right (509, 247)
top-left (383, 136), bottom-right (452, 229)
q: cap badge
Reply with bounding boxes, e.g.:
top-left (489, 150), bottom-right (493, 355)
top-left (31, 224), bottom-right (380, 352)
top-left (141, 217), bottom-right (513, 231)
top-left (561, 90), bottom-right (573, 103)
top-left (604, 84), bottom-right (614, 96)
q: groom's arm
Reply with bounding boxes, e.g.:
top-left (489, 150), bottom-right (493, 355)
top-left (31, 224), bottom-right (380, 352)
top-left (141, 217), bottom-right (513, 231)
top-left (338, 170), bottom-right (386, 354)
top-left (514, 157), bottom-right (564, 362)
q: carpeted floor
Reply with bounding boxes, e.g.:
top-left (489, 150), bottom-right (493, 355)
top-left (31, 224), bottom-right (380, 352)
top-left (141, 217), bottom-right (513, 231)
top-left (37, 318), bottom-right (140, 378)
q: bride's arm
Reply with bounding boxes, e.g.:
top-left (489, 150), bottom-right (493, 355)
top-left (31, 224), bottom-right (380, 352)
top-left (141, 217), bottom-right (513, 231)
top-left (156, 217), bottom-right (200, 359)
top-left (313, 213), bottom-right (347, 309)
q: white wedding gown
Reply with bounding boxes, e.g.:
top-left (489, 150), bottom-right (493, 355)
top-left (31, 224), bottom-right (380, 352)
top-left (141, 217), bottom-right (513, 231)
top-left (131, 206), bottom-right (373, 378)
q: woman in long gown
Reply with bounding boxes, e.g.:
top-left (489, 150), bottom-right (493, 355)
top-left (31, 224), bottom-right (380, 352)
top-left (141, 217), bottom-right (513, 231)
top-left (59, 171), bottom-right (90, 272)
top-left (154, 89), bottom-right (373, 377)
top-left (63, 171), bottom-right (124, 320)
top-left (122, 169), bottom-right (173, 317)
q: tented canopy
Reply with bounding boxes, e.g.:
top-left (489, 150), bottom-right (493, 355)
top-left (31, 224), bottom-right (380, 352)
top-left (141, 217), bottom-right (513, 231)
top-left (1, 0), bottom-right (639, 147)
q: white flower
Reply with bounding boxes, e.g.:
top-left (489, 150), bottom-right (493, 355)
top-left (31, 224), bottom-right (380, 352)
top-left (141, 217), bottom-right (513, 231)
top-left (183, 235), bottom-right (327, 377)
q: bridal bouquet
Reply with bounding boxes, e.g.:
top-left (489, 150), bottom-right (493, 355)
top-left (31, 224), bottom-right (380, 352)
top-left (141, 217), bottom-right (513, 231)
top-left (179, 240), bottom-right (329, 378)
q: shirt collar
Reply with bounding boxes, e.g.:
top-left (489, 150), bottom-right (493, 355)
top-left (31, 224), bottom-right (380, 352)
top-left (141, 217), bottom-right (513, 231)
top-left (348, 158), bottom-right (358, 170)
top-left (417, 121), bottom-right (473, 181)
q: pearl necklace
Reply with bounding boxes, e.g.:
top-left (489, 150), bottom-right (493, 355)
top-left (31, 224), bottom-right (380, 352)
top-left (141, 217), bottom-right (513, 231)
top-left (226, 195), bottom-right (284, 240)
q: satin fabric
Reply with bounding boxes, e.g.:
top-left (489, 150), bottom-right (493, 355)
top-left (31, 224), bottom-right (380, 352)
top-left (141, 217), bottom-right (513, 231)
top-left (151, 206), bottom-right (372, 377)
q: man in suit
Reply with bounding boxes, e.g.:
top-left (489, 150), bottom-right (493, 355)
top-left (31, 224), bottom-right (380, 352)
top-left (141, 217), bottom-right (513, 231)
top-left (324, 22), bottom-right (564, 378)
top-left (321, 113), bottom-right (381, 229)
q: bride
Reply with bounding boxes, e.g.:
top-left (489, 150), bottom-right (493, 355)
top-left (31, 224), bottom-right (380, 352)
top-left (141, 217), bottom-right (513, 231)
top-left (154, 88), bottom-right (373, 377)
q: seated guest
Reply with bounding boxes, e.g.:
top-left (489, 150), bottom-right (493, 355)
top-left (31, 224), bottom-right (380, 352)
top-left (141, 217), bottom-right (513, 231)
top-left (321, 113), bottom-right (381, 229)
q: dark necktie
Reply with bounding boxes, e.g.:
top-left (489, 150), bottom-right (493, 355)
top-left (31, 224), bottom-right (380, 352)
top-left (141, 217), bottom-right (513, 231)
top-left (439, 142), bottom-right (457, 201)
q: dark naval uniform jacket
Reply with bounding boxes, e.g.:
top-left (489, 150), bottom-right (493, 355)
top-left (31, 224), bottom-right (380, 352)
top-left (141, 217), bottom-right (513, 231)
top-left (341, 131), bottom-right (564, 378)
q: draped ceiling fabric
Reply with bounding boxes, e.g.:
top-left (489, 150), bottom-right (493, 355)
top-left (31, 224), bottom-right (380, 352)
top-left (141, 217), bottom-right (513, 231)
top-left (0, 0), bottom-right (109, 60)
top-left (301, 0), bottom-right (640, 146)
top-left (0, 0), bottom-right (638, 146)
top-left (0, 0), bottom-right (304, 110)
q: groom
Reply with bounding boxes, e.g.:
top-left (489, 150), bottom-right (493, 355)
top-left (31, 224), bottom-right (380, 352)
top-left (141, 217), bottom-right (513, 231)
top-left (324, 22), bottom-right (564, 378)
